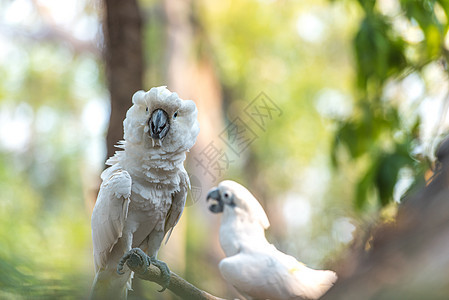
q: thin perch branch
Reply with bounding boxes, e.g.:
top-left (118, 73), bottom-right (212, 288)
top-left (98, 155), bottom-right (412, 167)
top-left (125, 252), bottom-right (226, 300)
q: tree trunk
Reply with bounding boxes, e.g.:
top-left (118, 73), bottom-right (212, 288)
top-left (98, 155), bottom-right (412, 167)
top-left (103, 0), bottom-right (143, 160)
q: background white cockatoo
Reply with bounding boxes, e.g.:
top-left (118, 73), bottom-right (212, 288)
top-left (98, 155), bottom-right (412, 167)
top-left (90, 86), bottom-right (199, 299)
top-left (207, 180), bottom-right (337, 300)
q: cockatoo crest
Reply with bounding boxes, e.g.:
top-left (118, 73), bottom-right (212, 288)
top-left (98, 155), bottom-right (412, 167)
top-left (123, 86), bottom-right (199, 153)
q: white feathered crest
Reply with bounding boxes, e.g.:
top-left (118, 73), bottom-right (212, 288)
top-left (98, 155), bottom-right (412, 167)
top-left (123, 86), bottom-right (199, 152)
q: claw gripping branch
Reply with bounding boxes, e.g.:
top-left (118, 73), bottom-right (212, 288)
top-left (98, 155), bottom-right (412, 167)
top-left (117, 248), bottom-right (225, 300)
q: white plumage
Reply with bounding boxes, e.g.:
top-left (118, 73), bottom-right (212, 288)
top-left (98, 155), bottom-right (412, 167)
top-left (207, 180), bottom-right (337, 300)
top-left (90, 86), bottom-right (199, 299)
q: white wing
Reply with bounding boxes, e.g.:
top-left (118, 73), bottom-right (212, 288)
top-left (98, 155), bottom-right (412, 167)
top-left (219, 251), bottom-right (299, 300)
top-left (219, 248), bottom-right (336, 300)
top-left (273, 249), bottom-right (337, 299)
top-left (91, 168), bottom-right (132, 272)
top-left (164, 171), bottom-right (189, 243)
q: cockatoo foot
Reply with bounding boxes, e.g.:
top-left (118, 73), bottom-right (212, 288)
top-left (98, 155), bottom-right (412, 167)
top-left (116, 249), bottom-right (171, 292)
top-left (117, 248), bottom-right (149, 275)
top-left (149, 256), bottom-right (171, 292)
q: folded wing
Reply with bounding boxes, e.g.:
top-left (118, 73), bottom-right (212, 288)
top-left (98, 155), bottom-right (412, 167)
top-left (91, 168), bottom-right (132, 272)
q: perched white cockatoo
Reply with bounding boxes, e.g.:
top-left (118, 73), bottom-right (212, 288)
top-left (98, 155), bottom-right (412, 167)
top-left (207, 180), bottom-right (337, 300)
top-left (90, 86), bottom-right (199, 299)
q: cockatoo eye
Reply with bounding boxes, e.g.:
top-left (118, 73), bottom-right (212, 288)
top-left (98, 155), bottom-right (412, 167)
top-left (146, 107), bottom-right (149, 113)
top-left (173, 111), bottom-right (178, 119)
top-left (222, 191), bottom-right (235, 207)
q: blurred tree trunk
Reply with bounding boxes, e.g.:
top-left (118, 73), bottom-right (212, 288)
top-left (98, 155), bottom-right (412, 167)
top-left (103, 0), bottom-right (143, 160)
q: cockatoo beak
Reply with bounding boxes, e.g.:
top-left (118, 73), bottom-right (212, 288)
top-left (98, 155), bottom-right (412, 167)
top-left (206, 188), bottom-right (224, 213)
top-left (149, 108), bottom-right (170, 140)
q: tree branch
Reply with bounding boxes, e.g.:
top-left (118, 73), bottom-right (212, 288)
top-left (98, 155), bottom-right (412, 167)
top-left (125, 252), bottom-right (226, 300)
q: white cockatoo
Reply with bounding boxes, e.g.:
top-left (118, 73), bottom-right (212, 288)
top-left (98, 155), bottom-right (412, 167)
top-left (207, 180), bottom-right (337, 300)
top-left (90, 86), bottom-right (199, 299)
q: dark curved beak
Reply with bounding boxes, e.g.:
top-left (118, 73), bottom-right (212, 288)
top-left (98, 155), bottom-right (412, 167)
top-left (206, 187), bottom-right (223, 213)
top-left (149, 109), bottom-right (170, 140)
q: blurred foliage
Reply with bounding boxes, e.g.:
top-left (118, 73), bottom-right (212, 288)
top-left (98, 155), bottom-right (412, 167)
top-left (0, 0), bottom-right (103, 298)
top-left (333, 0), bottom-right (449, 210)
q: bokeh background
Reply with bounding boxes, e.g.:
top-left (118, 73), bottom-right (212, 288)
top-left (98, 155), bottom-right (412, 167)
top-left (1, 0), bottom-right (449, 299)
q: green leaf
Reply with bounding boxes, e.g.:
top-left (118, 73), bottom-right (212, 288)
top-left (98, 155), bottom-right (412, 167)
top-left (354, 14), bottom-right (406, 90)
top-left (356, 159), bottom-right (378, 210)
top-left (375, 152), bottom-right (412, 206)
